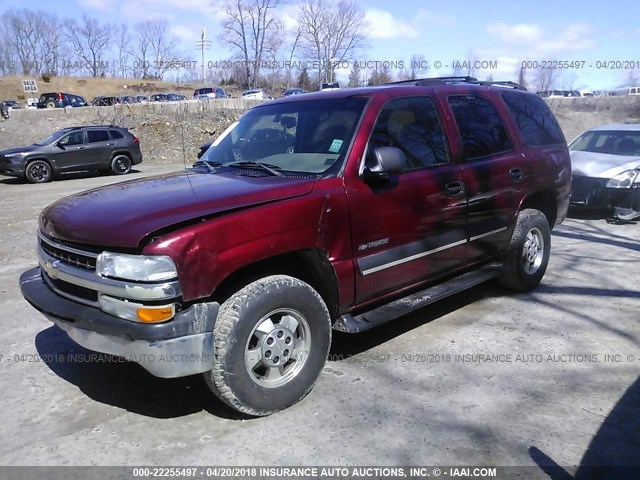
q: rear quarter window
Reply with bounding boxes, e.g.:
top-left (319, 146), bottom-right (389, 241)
top-left (502, 92), bottom-right (566, 146)
top-left (109, 130), bottom-right (124, 139)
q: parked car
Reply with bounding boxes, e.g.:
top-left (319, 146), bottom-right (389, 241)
top-left (165, 93), bottom-right (187, 101)
top-left (0, 125), bottom-right (142, 183)
top-left (320, 82), bottom-right (340, 91)
top-left (193, 86), bottom-right (230, 99)
top-left (92, 96), bottom-right (120, 106)
top-left (3, 100), bottom-right (20, 110)
top-left (68, 95), bottom-right (87, 107)
top-left (150, 93), bottom-right (169, 102)
top-left (136, 95), bottom-right (150, 103)
top-left (37, 92), bottom-right (81, 108)
top-left (19, 77), bottom-right (570, 416)
top-left (569, 124), bottom-right (640, 220)
top-left (197, 141), bottom-right (212, 159)
top-left (242, 89), bottom-right (267, 100)
top-left (282, 87), bottom-right (306, 97)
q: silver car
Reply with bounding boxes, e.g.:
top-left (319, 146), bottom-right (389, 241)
top-left (569, 124), bottom-right (640, 220)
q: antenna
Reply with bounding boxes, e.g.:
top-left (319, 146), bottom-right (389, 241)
top-left (196, 26), bottom-right (212, 86)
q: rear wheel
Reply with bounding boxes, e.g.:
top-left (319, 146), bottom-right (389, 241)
top-left (111, 155), bottom-right (132, 175)
top-left (498, 209), bottom-right (551, 291)
top-left (25, 160), bottom-right (52, 183)
top-left (204, 275), bottom-right (331, 416)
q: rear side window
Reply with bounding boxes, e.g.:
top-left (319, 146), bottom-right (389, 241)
top-left (87, 130), bottom-right (109, 143)
top-left (501, 92), bottom-right (566, 146)
top-left (109, 130), bottom-right (124, 139)
top-left (448, 95), bottom-right (512, 160)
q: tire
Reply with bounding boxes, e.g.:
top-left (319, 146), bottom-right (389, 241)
top-left (111, 155), bottom-right (132, 175)
top-left (204, 275), bottom-right (332, 416)
top-left (45, 100), bottom-right (56, 109)
top-left (498, 209), bottom-right (551, 291)
top-left (25, 160), bottom-right (52, 184)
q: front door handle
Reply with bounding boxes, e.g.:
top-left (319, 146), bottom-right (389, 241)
top-left (77, 146), bottom-right (86, 150)
top-left (445, 181), bottom-right (465, 197)
top-left (510, 168), bottom-right (524, 182)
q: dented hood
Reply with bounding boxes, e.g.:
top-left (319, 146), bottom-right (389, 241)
top-left (40, 170), bottom-right (315, 248)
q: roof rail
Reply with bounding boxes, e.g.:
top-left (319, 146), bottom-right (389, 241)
top-left (383, 76), bottom-right (526, 90)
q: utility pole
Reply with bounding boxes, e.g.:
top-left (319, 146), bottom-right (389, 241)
top-left (196, 27), bottom-right (212, 85)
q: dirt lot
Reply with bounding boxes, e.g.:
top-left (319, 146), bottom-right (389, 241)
top-left (0, 162), bottom-right (638, 474)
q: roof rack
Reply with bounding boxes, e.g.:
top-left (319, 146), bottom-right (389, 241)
top-left (384, 76), bottom-right (526, 90)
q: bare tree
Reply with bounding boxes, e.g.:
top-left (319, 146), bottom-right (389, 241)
top-left (534, 66), bottom-right (559, 93)
top-left (368, 64), bottom-right (392, 86)
top-left (64, 15), bottom-right (113, 76)
top-left (220, 0), bottom-right (283, 88)
top-left (3, 9), bottom-right (49, 75)
top-left (115, 24), bottom-right (132, 78)
top-left (516, 64), bottom-right (528, 90)
top-left (348, 61), bottom-right (361, 87)
top-left (409, 54), bottom-right (429, 79)
top-left (296, 0), bottom-right (368, 84)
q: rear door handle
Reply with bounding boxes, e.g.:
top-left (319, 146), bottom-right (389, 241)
top-left (445, 181), bottom-right (465, 197)
top-left (510, 168), bottom-right (524, 182)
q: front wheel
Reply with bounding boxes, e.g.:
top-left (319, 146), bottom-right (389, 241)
top-left (498, 209), bottom-right (551, 291)
top-left (25, 160), bottom-right (52, 183)
top-left (204, 275), bottom-right (332, 416)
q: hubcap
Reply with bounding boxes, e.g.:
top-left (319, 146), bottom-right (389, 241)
top-left (115, 159), bottom-right (129, 173)
top-left (31, 164), bottom-right (48, 181)
top-left (522, 227), bottom-right (544, 274)
top-left (244, 309), bottom-right (310, 388)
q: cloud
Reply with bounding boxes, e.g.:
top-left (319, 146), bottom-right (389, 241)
top-left (365, 9), bottom-right (420, 39)
top-left (486, 23), bottom-right (542, 44)
top-left (538, 23), bottom-right (595, 52)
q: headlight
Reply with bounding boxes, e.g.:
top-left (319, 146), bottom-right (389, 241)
top-left (606, 170), bottom-right (640, 189)
top-left (4, 152), bottom-right (27, 158)
top-left (97, 252), bottom-right (178, 281)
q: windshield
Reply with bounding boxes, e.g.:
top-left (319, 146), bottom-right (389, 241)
top-left (200, 97), bottom-right (367, 175)
top-left (570, 130), bottom-right (640, 156)
top-left (34, 129), bottom-right (70, 146)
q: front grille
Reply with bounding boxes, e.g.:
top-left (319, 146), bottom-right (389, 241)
top-left (46, 274), bottom-right (99, 302)
top-left (39, 237), bottom-right (97, 270)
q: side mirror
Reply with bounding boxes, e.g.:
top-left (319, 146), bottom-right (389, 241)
top-left (363, 146), bottom-right (406, 183)
top-left (55, 141), bottom-right (65, 149)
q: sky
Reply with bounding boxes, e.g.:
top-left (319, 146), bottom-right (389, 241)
top-left (1, 0), bottom-right (639, 90)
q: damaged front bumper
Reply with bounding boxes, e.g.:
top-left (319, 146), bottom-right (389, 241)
top-left (20, 267), bottom-right (219, 378)
top-left (571, 175), bottom-right (640, 220)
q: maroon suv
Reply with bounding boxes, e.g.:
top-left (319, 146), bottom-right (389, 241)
top-left (20, 77), bottom-right (571, 416)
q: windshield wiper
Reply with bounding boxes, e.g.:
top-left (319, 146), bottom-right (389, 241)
top-left (192, 159), bottom-right (222, 173)
top-left (227, 161), bottom-right (283, 177)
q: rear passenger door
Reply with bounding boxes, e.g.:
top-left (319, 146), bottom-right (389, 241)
top-left (446, 94), bottom-right (526, 260)
top-left (83, 129), bottom-right (113, 169)
top-left (347, 96), bottom-right (468, 305)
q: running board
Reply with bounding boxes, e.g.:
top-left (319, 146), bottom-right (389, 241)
top-left (333, 264), bottom-right (505, 333)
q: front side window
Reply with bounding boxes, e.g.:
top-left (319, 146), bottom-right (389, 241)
top-left (200, 97), bottom-right (367, 176)
top-left (60, 131), bottom-right (85, 146)
top-left (367, 96), bottom-right (449, 169)
top-left (502, 92), bottom-right (565, 146)
top-left (448, 95), bottom-right (512, 160)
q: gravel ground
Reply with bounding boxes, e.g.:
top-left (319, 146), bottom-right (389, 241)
top-left (0, 164), bottom-right (638, 476)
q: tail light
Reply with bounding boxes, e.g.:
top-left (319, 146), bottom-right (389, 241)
top-left (133, 136), bottom-right (139, 143)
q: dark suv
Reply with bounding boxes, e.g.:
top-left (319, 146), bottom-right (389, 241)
top-left (37, 92), bottom-right (86, 109)
top-left (0, 125), bottom-right (142, 183)
top-left (20, 77), bottom-right (570, 415)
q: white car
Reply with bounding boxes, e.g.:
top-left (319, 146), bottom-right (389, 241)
top-left (241, 89), bottom-right (267, 100)
top-left (569, 124), bottom-right (640, 219)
